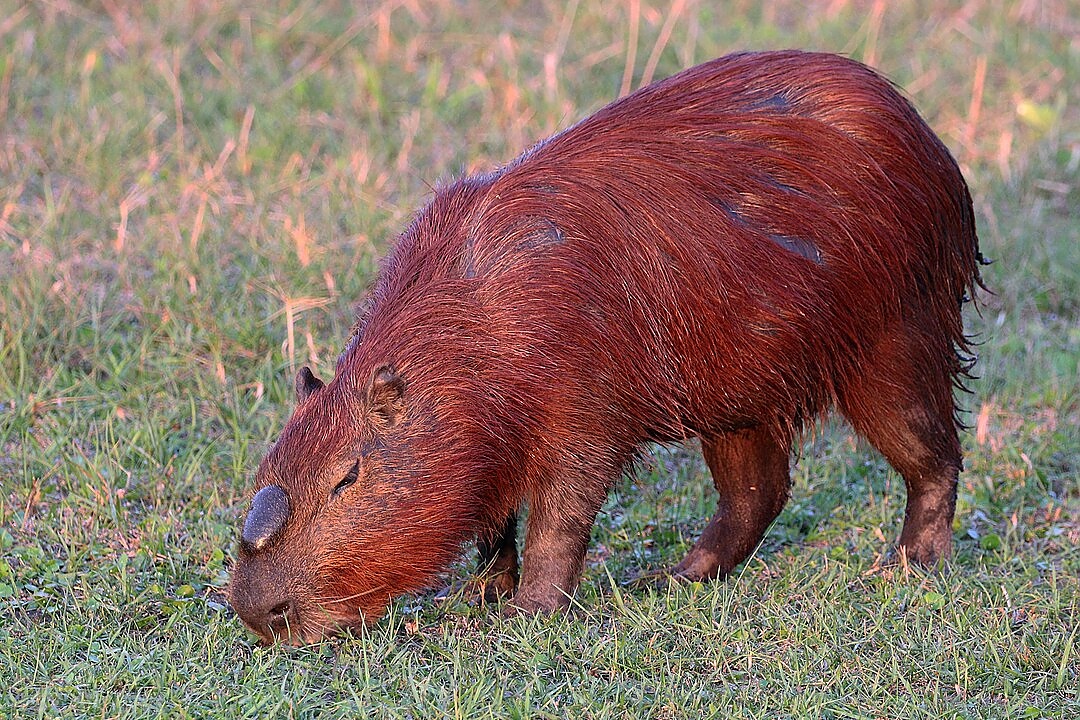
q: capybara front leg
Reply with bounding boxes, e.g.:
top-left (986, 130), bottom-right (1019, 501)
top-left (475, 513), bottom-right (520, 601)
top-left (669, 427), bottom-right (791, 580)
top-left (838, 325), bottom-right (962, 566)
top-left (512, 486), bottom-right (606, 614)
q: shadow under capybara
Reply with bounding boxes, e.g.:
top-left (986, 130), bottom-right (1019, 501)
top-left (228, 50), bottom-right (983, 644)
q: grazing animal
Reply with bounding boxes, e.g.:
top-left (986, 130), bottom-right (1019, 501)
top-left (228, 50), bottom-right (982, 644)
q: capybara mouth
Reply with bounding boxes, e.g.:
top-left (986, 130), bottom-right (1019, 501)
top-left (238, 603), bottom-right (369, 646)
top-left (251, 621), bottom-right (333, 647)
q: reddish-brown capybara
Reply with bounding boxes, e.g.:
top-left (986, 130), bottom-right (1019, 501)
top-left (228, 50), bottom-right (983, 644)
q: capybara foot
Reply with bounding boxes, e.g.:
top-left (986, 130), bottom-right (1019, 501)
top-left (504, 587), bottom-right (572, 616)
top-left (898, 507), bottom-right (954, 568)
top-left (897, 537), bottom-right (953, 570)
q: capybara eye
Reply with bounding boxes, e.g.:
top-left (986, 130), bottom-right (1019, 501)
top-left (332, 461), bottom-right (360, 497)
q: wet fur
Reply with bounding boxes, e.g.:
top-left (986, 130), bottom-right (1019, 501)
top-left (228, 50), bottom-right (982, 643)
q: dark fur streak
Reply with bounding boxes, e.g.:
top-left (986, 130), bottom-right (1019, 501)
top-left (748, 92), bottom-right (791, 112)
top-left (520, 219), bottom-right (565, 250)
top-left (768, 233), bottom-right (824, 265)
top-left (462, 234), bottom-right (477, 279)
top-left (713, 196), bottom-right (824, 265)
top-left (711, 196), bottom-right (750, 228)
top-left (765, 177), bottom-right (808, 198)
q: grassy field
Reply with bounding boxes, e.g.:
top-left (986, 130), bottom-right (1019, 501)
top-left (1, 0), bottom-right (1077, 717)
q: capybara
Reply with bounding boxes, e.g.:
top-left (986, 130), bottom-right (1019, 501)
top-left (228, 50), bottom-right (982, 644)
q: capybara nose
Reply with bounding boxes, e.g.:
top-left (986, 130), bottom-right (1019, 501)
top-left (233, 593), bottom-right (300, 641)
top-left (228, 557), bottom-right (303, 642)
top-left (261, 598), bottom-right (298, 636)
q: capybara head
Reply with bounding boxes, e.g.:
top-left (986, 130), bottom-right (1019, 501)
top-left (227, 363), bottom-right (459, 644)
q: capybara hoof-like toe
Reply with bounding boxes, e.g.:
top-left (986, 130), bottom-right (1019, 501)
top-left (504, 590), bottom-right (571, 617)
top-left (896, 543), bottom-right (953, 572)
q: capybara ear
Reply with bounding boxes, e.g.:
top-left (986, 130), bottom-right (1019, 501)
top-left (367, 364), bottom-right (405, 427)
top-left (296, 366), bottom-right (325, 404)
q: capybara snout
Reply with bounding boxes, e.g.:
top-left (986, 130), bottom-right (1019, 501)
top-left (229, 50), bottom-right (982, 644)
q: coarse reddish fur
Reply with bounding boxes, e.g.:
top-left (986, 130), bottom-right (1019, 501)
top-left (228, 50), bottom-right (982, 644)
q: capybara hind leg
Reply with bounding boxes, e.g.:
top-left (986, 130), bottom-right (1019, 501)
top-left (838, 328), bottom-right (962, 566)
top-left (475, 513), bottom-right (520, 601)
top-left (669, 427), bottom-right (791, 581)
top-left (511, 485), bottom-right (606, 614)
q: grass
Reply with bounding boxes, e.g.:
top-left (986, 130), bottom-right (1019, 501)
top-left (1, 0), bottom-right (1077, 717)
